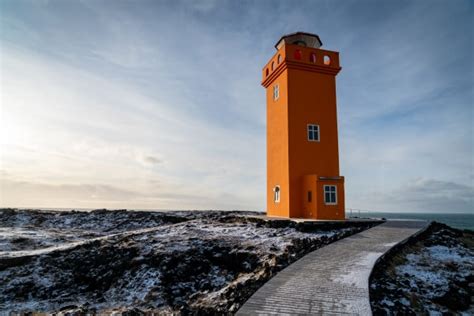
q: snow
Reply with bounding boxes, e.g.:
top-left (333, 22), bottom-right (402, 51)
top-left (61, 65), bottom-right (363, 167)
top-left (380, 298), bottom-right (395, 307)
top-left (103, 267), bottom-right (163, 306)
top-left (0, 209), bottom-right (372, 314)
top-left (0, 225), bottom-right (171, 259)
top-left (427, 245), bottom-right (468, 262)
top-left (399, 297), bottom-right (410, 306)
top-left (396, 260), bottom-right (448, 288)
top-left (333, 251), bottom-right (383, 289)
top-left (394, 243), bottom-right (473, 298)
top-left (370, 223), bottom-right (474, 314)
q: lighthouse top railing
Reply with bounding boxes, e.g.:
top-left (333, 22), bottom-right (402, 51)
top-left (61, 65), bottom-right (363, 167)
top-left (262, 43), bottom-right (341, 85)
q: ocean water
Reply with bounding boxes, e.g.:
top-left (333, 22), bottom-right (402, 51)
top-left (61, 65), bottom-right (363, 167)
top-left (349, 212), bottom-right (474, 231)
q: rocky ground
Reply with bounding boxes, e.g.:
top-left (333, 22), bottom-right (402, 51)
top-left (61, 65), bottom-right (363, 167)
top-left (0, 208), bottom-right (377, 314)
top-left (370, 222), bottom-right (474, 315)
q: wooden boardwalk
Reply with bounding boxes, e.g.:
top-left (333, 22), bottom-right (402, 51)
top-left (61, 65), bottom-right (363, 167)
top-left (237, 220), bottom-right (428, 315)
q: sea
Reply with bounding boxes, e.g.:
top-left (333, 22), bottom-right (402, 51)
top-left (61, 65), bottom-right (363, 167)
top-left (349, 211), bottom-right (474, 231)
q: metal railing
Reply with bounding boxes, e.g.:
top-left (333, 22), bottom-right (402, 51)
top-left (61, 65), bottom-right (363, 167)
top-left (345, 208), bottom-right (377, 219)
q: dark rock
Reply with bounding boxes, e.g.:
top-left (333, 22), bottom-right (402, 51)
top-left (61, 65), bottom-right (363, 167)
top-left (433, 285), bottom-right (470, 311)
top-left (0, 209), bottom-right (376, 314)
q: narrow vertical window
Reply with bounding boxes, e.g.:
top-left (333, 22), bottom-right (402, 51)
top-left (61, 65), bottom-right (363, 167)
top-left (324, 185), bottom-right (337, 205)
top-left (273, 186), bottom-right (280, 203)
top-left (307, 124), bottom-right (320, 141)
top-left (294, 49), bottom-right (302, 60)
top-left (324, 55), bottom-right (331, 65)
top-left (307, 191), bottom-right (312, 203)
top-left (273, 84), bottom-right (279, 101)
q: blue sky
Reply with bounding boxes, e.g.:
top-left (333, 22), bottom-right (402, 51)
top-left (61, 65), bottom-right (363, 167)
top-left (0, 0), bottom-right (472, 212)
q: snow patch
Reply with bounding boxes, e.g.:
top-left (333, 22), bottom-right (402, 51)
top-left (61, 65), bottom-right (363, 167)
top-left (333, 251), bottom-right (383, 289)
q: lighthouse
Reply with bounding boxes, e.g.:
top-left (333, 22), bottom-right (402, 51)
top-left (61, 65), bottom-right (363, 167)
top-left (263, 32), bottom-right (345, 220)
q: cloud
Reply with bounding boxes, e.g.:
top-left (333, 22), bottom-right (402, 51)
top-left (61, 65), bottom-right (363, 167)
top-left (0, 43), bottom-right (265, 210)
top-left (366, 179), bottom-right (473, 213)
top-left (0, 179), bottom-right (142, 207)
top-left (0, 177), bottom-right (259, 210)
top-left (0, 0), bottom-right (471, 213)
top-left (142, 156), bottom-right (162, 165)
top-left (188, 0), bottom-right (219, 13)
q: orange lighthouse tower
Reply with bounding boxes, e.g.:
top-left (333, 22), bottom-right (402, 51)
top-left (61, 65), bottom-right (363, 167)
top-left (263, 32), bottom-right (345, 220)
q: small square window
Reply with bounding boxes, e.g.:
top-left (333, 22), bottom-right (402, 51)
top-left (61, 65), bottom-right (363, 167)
top-left (324, 185), bottom-right (337, 205)
top-left (307, 124), bottom-right (319, 141)
top-left (273, 85), bottom-right (279, 101)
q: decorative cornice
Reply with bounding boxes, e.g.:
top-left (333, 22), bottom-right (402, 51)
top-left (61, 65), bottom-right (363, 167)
top-left (262, 61), bottom-right (341, 88)
top-left (286, 61), bottom-right (341, 76)
top-left (262, 62), bottom-right (287, 88)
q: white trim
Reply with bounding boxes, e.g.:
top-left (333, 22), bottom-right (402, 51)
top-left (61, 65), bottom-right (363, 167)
top-left (273, 185), bottom-right (281, 203)
top-left (323, 185), bottom-right (337, 205)
top-left (307, 124), bottom-right (320, 142)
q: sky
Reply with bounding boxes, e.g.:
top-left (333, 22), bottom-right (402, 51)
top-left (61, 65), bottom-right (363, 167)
top-left (0, 0), bottom-right (472, 213)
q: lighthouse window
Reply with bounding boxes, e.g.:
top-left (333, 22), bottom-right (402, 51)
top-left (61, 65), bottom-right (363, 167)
top-left (324, 55), bottom-right (331, 65)
top-left (294, 49), bottom-right (302, 60)
top-left (273, 84), bottom-right (279, 101)
top-left (307, 124), bottom-right (319, 141)
top-left (273, 186), bottom-right (280, 203)
top-left (324, 185), bottom-right (337, 205)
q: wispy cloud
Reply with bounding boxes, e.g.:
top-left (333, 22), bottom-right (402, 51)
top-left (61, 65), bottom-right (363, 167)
top-left (366, 178), bottom-right (474, 213)
top-left (0, 0), bottom-right (472, 212)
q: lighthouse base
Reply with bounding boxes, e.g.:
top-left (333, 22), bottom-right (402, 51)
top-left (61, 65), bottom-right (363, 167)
top-left (301, 175), bottom-right (345, 220)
